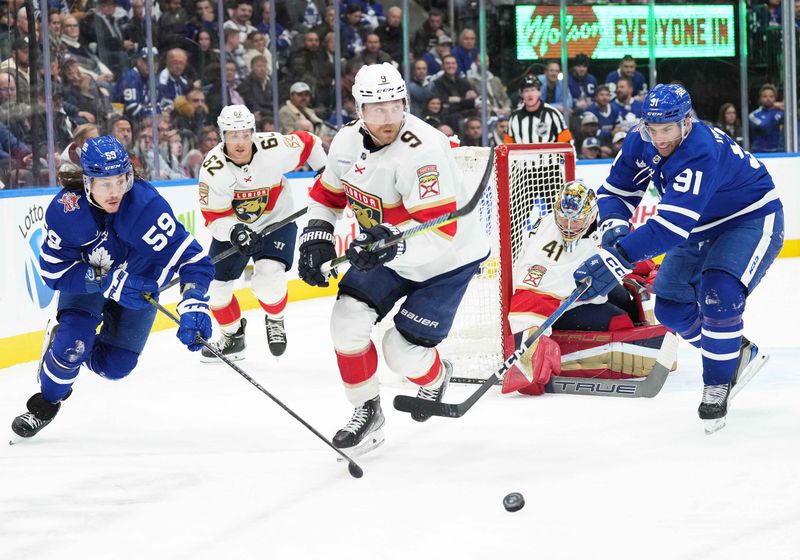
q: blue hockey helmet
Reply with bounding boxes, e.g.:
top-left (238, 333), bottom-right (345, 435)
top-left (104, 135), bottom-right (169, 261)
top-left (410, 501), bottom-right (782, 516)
top-left (80, 135), bottom-right (133, 203)
top-left (641, 84), bottom-right (692, 124)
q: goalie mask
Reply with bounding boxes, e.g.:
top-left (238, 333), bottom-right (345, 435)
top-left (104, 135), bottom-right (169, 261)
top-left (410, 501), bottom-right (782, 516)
top-left (80, 135), bottom-right (133, 209)
top-left (352, 63), bottom-right (408, 126)
top-left (554, 180), bottom-right (597, 253)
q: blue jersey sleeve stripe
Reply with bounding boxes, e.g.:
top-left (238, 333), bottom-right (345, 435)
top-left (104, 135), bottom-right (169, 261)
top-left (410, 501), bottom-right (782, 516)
top-left (691, 190), bottom-right (780, 234)
top-left (600, 182), bottom-right (645, 198)
top-left (39, 251), bottom-right (64, 264)
top-left (156, 235), bottom-right (195, 286)
top-left (650, 215), bottom-right (690, 239)
top-left (40, 261), bottom-right (79, 280)
top-left (598, 193), bottom-right (637, 215)
top-left (657, 204), bottom-right (701, 221)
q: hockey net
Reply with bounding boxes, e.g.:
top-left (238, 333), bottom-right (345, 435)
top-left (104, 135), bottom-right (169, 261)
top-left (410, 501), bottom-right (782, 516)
top-left (436, 144), bottom-right (576, 381)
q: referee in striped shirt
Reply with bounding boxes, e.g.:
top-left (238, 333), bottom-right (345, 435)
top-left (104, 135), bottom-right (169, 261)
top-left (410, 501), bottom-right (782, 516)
top-left (505, 75), bottom-right (574, 145)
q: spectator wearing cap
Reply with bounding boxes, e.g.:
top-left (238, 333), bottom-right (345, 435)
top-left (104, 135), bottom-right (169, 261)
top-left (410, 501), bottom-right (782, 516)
top-left (432, 54), bottom-right (479, 130)
top-left (375, 6), bottom-right (403, 63)
top-left (59, 14), bottom-right (115, 87)
top-left (158, 48), bottom-right (194, 107)
top-left (112, 46), bottom-right (160, 121)
top-left (423, 34), bottom-right (453, 77)
top-left (605, 54), bottom-right (648, 99)
top-left (452, 28), bottom-right (478, 77)
top-left (574, 111), bottom-right (600, 151)
top-left (611, 130), bottom-right (626, 156)
top-left (342, 3), bottom-right (369, 58)
top-left (412, 8), bottom-right (449, 58)
top-left (568, 53), bottom-right (597, 111)
top-left (537, 60), bottom-right (572, 113)
top-left (580, 136), bottom-right (602, 160)
top-left (279, 82), bottom-right (326, 136)
top-left (79, 0), bottom-right (129, 78)
top-left (0, 38), bottom-right (31, 103)
top-left (585, 84), bottom-right (619, 144)
top-left (506, 75), bottom-right (572, 144)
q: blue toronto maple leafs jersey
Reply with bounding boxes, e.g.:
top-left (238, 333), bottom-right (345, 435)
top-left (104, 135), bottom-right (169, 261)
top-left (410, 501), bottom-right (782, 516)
top-left (597, 120), bottom-right (782, 263)
top-left (39, 180), bottom-right (213, 294)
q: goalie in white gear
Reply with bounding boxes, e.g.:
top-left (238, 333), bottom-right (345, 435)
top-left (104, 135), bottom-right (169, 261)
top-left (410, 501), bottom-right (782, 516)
top-left (503, 180), bottom-right (674, 395)
top-left (198, 104), bottom-right (326, 361)
top-left (297, 63), bottom-right (489, 456)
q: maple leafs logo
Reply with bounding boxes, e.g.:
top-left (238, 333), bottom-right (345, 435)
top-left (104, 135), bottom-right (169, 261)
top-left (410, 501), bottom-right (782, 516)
top-left (87, 246), bottom-right (114, 274)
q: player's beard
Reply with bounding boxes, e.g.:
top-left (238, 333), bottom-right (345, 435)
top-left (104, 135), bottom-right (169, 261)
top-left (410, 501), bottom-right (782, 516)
top-left (363, 120), bottom-right (403, 147)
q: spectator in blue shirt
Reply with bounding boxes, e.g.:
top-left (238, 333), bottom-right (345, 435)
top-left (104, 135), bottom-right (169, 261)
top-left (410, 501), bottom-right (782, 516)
top-left (157, 48), bottom-right (192, 107)
top-left (422, 35), bottom-right (453, 77)
top-left (605, 55), bottom-right (647, 99)
top-left (113, 47), bottom-right (160, 121)
top-left (585, 84), bottom-right (619, 143)
top-left (611, 77), bottom-right (643, 130)
top-left (749, 83), bottom-right (785, 152)
top-left (452, 28), bottom-right (478, 77)
top-left (568, 53), bottom-right (597, 111)
top-left (538, 60), bottom-right (572, 112)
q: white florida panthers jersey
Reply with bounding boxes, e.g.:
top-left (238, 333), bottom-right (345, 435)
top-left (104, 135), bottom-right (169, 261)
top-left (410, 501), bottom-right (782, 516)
top-left (198, 131), bottom-right (326, 242)
top-left (508, 215), bottom-right (603, 334)
top-left (307, 114), bottom-right (489, 282)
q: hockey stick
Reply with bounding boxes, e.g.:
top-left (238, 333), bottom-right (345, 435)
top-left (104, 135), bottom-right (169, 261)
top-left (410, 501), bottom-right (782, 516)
top-left (449, 331), bottom-right (676, 398)
top-left (144, 295), bottom-right (364, 479)
top-left (393, 278), bottom-right (591, 419)
top-left (319, 146), bottom-right (496, 276)
top-left (161, 206), bottom-right (309, 292)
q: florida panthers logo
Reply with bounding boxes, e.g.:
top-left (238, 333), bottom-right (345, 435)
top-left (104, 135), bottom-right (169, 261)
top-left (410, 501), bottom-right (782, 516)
top-left (416, 165), bottom-right (440, 199)
top-left (232, 188), bottom-right (271, 223)
top-left (523, 264), bottom-right (547, 287)
top-left (343, 181), bottom-right (383, 228)
top-left (57, 192), bottom-right (81, 213)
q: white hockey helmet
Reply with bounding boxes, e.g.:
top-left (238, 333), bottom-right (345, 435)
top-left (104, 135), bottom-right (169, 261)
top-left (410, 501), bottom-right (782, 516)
top-left (217, 104), bottom-right (256, 133)
top-left (554, 179), bottom-right (598, 253)
top-left (352, 63), bottom-right (408, 120)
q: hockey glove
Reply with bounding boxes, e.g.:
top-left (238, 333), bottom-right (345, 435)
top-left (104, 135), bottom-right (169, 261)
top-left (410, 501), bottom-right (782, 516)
top-left (100, 268), bottom-right (159, 310)
top-left (573, 245), bottom-right (633, 301)
top-left (230, 223), bottom-right (262, 257)
top-left (298, 220), bottom-right (338, 287)
top-left (346, 223), bottom-right (405, 271)
top-left (599, 217), bottom-right (632, 250)
top-left (176, 288), bottom-right (212, 352)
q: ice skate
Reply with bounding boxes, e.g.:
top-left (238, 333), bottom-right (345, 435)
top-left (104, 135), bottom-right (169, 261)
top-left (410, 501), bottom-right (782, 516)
top-left (265, 317), bottom-right (287, 357)
top-left (333, 396), bottom-right (385, 461)
top-left (411, 359), bottom-right (453, 422)
top-left (201, 318), bottom-right (246, 363)
top-left (10, 392), bottom-right (67, 444)
top-left (730, 337), bottom-right (769, 400)
top-left (699, 383), bottom-right (731, 435)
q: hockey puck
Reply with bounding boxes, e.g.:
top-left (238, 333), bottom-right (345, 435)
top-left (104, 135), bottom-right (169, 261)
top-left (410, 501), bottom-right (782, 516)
top-left (502, 492), bottom-right (525, 512)
top-left (348, 462), bottom-right (364, 479)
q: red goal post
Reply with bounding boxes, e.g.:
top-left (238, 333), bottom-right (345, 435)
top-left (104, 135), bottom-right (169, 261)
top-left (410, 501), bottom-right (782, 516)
top-left (438, 143), bottom-right (576, 381)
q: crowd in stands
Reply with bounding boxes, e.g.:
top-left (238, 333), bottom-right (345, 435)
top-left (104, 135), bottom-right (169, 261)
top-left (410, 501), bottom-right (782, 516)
top-left (0, 0), bottom-right (793, 188)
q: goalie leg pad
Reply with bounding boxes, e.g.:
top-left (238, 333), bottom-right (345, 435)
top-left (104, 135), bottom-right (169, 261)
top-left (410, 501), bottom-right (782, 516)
top-left (382, 327), bottom-right (439, 385)
top-left (252, 259), bottom-right (288, 317)
top-left (501, 333), bottom-right (561, 395)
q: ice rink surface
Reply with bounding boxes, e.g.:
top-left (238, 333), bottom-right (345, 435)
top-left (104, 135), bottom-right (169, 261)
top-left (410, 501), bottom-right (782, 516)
top-left (1, 259), bottom-right (799, 560)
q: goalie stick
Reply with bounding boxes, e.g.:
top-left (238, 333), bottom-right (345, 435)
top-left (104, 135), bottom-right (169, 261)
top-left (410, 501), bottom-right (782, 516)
top-left (144, 295), bottom-right (363, 479)
top-left (393, 278), bottom-right (591, 419)
top-left (449, 332), bottom-right (676, 399)
top-left (161, 206), bottom-right (309, 291)
top-left (319, 146), bottom-right (496, 276)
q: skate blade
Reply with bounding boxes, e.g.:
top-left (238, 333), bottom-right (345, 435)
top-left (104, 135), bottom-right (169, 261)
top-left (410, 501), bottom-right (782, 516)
top-left (731, 352), bottom-right (769, 399)
top-left (335, 429), bottom-right (385, 462)
top-left (703, 417), bottom-right (727, 435)
top-left (199, 351), bottom-right (246, 364)
top-left (9, 432), bottom-right (28, 446)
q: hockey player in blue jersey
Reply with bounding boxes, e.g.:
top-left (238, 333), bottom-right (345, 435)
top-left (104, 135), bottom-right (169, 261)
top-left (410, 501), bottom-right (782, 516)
top-left (573, 84), bottom-right (784, 434)
top-left (11, 136), bottom-right (214, 441)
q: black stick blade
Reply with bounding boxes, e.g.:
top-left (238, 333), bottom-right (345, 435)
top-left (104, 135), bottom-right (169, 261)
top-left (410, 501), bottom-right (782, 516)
top-left (393, 395), bottom-right (461, 418)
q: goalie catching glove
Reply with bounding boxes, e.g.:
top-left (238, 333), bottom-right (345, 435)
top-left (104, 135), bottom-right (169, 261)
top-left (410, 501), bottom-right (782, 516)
top-left (230, 223), bottom-right (262, 257)
top-left (299, 220), bottom-right (338, 287)
top-left (346, 223), bottom-right (405, 271)
top-left (176, 288), bottom-right (212, 351)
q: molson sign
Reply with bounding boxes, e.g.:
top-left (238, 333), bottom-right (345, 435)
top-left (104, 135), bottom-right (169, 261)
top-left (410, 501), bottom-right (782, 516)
top-left (516, 4), bottom-right (735, 60)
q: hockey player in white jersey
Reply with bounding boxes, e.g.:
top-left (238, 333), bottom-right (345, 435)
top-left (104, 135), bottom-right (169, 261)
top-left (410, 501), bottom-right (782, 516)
top-left (198, 105), bottom-right (326, 361)
top-left (504, 180), bottom-right (671, 395)
top-left (297, 63), bottom-right (489, 456)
